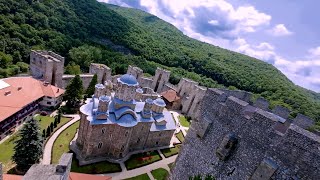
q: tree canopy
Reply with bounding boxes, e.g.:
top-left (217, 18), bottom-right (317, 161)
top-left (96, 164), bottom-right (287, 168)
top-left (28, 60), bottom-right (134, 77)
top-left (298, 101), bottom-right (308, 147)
top-left (12, 118), bottom-right (43, 172)
top-left (64, 74), bottom-right (83, 107)
top-left (85, 74), bottom-right (98, 98)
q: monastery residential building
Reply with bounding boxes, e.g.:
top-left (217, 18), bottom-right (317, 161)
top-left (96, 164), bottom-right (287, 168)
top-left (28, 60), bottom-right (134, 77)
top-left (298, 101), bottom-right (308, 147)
top-left (71, 74), bottom-right (176, 164)
top-left (0, 77), bottom-right (64, 141)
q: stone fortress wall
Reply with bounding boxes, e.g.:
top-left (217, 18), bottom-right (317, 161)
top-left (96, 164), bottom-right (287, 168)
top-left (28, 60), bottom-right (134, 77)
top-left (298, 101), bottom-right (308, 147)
top-left (30, 51), bottom-right (112, 89)
top-left (29, 51), bottom-right (209, 119)
top-left (170, 88), bottom-right (320, 180)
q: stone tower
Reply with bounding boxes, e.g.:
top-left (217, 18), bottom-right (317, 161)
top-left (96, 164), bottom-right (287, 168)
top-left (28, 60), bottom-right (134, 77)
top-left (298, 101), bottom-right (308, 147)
top-left (30, 50), bottom-right (65, 88)
top-left (127, 65), bottom-right (143, 80)
top-left (151, 67), bottom-right (170, 93)
top-left (89, 63), bottom-right (112, 84)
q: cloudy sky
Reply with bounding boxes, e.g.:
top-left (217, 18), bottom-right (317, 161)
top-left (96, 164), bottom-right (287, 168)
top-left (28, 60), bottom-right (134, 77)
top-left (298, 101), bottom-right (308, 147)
top-left (98, 0), bottom-right (320, 92)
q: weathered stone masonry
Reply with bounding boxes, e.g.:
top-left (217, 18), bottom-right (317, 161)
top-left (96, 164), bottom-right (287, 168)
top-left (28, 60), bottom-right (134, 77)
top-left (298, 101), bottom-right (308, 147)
top-left (171, 88), bottom-right (320, 180)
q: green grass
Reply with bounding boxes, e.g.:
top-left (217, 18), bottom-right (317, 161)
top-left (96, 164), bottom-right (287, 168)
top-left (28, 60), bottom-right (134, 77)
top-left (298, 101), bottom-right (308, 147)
top-left (0, 115), bottom-right (70, 173)
top-left (151, 168), bottom-right (169, 180)
top-left (178, 115), bottom-right (191, 127)
top-left (124, 173), bottom-right (150, 180)
top-left (0, 133), bottom-right (19, 172)
top-left (160, 144), bottom-right (181, 158)
top-left (35, 115), bottom-right (70, 133)
top-left (51, 121), bottom-right (79, 164)
top-left (176, 131), bottom-right (185, 143)
top-left (125, 151), bottom-right (162, 170)
top-left (71, 157), bottom-right (121, 174)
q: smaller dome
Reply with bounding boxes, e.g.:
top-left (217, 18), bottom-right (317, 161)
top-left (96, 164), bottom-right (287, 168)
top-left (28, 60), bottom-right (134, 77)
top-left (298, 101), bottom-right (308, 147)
top-left (99, 95), bottom-right (111, 102)
top-left (145, 98), bottom-right (153, 104)
top-left (95, 84), bottom-right (105, 89)
top-left (119, 74), bottom-right (138, 86)
top-left (153, 98), bottom-right (166, 107)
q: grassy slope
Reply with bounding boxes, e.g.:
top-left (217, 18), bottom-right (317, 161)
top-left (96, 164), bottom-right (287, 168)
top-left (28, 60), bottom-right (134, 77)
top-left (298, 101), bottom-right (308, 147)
top-left (105, 4), bottom-right (320, 122)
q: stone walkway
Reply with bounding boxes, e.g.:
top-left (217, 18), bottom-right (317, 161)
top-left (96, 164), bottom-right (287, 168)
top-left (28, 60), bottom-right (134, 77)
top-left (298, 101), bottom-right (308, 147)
top-left (42, 114), bottom-right (80, 164)
top-left (102, 153), bottom-right (177, 180)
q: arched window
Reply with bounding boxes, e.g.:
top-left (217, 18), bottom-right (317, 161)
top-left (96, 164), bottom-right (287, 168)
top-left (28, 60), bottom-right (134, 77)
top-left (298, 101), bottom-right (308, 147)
top-left (137, 138), bottom-right (140, 143)
top-left (121, 145), bottom-right (125, 150)
top-left (125, 131), bottom-right (129, 137)
top-left (101, 128), bottom-right (106, 134)
top-left (98, 142), bottom-right (103, 149)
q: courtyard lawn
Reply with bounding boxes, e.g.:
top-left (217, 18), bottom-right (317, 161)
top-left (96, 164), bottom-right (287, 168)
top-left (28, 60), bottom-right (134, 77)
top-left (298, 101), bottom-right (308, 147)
top-left (71, 158), bottom-right (121, 174)
top-left (178, 115), bottom-right (191, 127)
top-left (51, 121), bottom-right (79, 164)
top-left (0, 115), bottom-right (70, 173)
top-left (34, 115), bottom-right (70, 133)
top-left (160, 144), bottom-right (181, 158)
top-left (151, 168), bottom-right (169, 180)
top-left (0, 133), bottom-right (19, 172)
top-left (125, 151), bottom-right (162, 170)
top-left (125, 173), bottom-right (150, 180)
top-left (176, 131), bottom-right (185, 143)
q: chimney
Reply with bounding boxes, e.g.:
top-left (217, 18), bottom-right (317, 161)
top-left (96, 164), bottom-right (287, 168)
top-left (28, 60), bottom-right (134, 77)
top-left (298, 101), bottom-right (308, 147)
top-left (4, 91), bottom-right (11, 96)
top-left (57, 89), bottom-right (60, 93)
top-left (17, 87), bottom-right (22, 91)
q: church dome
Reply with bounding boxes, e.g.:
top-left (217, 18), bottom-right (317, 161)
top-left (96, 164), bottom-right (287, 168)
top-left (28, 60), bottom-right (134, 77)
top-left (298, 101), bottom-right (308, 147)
top-left (119, 74), bottom-right (138, 86)
top-left (153, 98), bottom-right (166, 107)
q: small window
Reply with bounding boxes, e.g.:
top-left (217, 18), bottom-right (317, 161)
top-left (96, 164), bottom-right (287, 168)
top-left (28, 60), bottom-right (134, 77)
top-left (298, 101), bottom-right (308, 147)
top-left (102, 128), bottom-right (106, 134)
top-left (98, 142), bottom-right (102, 149)
top-left (137, 138), bottom-right (140, 143)
top-left (121, 145), bottom-right (125, 150)
top-left (125, 131), bottom-right (129, 137)
top-left (156, 141), bottom-right (159, 145)
top-left (47, 102), bottom-right (51, 105)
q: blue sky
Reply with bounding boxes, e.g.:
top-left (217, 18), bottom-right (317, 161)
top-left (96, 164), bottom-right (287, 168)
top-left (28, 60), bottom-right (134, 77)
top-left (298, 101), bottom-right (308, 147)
top-left (98, 0), bottom-right (320, 92)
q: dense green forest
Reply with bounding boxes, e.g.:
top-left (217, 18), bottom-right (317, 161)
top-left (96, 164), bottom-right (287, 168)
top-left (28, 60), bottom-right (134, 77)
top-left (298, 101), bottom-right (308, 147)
top-left (0, 0), bottom-right (319, 127)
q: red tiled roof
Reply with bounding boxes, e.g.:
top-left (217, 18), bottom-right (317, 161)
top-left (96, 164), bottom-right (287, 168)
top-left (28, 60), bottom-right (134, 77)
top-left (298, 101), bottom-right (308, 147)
top-left (3, 173), bottom-right (111, 180)
top-left (0, 77), bottom-right (65, 122)
top-left (161, 89), bottom-right (180, 102)
top-left (3, 174), bottom-right (22, 180)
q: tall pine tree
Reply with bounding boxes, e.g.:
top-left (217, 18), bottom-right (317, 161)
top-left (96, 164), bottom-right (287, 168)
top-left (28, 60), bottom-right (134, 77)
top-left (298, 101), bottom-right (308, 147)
top-left (64, 74), bottom-right (83, 107)
top-left (85, 74), bottom-right (98, 98)
top-left (12, 118), bottom-right (43, 172)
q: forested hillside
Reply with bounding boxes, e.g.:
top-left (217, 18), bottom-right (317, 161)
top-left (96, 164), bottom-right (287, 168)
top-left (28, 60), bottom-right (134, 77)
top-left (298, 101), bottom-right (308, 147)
top-left (0, 0), bottom-right (319, 126)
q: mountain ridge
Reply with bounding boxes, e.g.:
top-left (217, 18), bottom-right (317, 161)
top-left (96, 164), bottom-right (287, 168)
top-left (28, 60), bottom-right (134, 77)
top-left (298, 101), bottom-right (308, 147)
top-left (0, 0), bottom-right (319, 125)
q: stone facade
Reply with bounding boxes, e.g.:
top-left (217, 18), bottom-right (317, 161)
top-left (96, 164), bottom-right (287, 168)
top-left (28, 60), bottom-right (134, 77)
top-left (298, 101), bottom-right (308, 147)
top-left (170, 88), bottom-right (320, 180)
top-left (30, 50), bottom-right (65, 88)
top-left (71, 74), bottom-right (176, 165)
top-left (30, 51), bottom-right (112, 89)
top-left (152, 67), bottom-right (171, 93)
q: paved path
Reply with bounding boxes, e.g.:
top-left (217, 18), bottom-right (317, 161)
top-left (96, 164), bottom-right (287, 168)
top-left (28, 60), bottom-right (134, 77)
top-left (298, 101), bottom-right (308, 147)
top-left (42, 115), bottom-right (80, 164)
top-left (102, 154), bottom-right (177, 180)
top-left (170, 110), bottom-right (189, 137)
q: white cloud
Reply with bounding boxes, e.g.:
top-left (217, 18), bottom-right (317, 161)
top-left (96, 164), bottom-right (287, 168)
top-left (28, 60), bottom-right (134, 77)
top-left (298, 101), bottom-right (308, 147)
top-left (308, 46), bottom-right (320, 57)
top-left (208, 20), bottom-right (219, 26)
top-left (268, 24), bottom-right (293, 36)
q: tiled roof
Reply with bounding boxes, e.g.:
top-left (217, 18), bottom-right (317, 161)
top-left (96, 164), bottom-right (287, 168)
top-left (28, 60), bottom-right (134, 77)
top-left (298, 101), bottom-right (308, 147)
top-left (0, 77), bottom-right (65, 122)
top-left (161, 89), bottom-right (180, 102)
